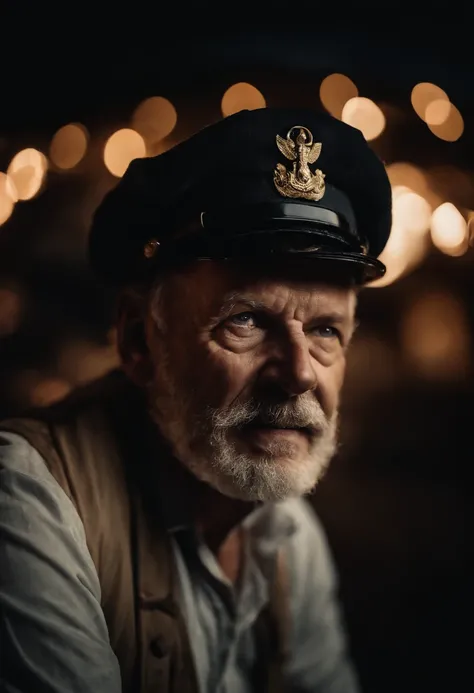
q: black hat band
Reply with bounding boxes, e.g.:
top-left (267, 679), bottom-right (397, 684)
top-left (200, 200), bottom-right (368, 255)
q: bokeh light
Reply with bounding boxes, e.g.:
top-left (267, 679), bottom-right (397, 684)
top-left (319, 73), bottom-right (358, 119)
top-left (401, 291), bottom-right (470, 380)
top-left (393, 188), bottom-right (432, 235)
top-left (430, 202), bottom-right (468, 256)
top-left (103, 129), bottom-right (146, 177)
top-left (131, 96), bottom-right (177, 147)
top-left (11, 370), bottom-right (72, 409)
top-left (341, 97), bottom-right (385, 140)
top-left (29, 377), bottom-right (72, 407)
top-left (370, 221), bottom-right (430, 288)
top-left (386, 162), bottom-right (442, 210)
top-left (0, 286), bottom-right (23, 336)
top-left (7, 148), bottom-right (48, 200)
top-left (411, 82), bottom-right (449, 122)
top-left (424, 99), bottom-right (452, 126)
top-left (0, 173), bottom-right (17, 225)
top-left (57, 338), bottom-right (119, 386)
top-left (221, 82), bottom-right (266, 117)
top-left (428, 103), bottom-right (464, 141)
top-left (49, 123), bottom-right (89, 170)
top-left (370, 176), bottom-right (433, 288)
top-left (468, 213), bottom-right (474, 247)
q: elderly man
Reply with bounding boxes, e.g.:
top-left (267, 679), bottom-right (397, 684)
top-left (0, 108), bottom-right (392, 693)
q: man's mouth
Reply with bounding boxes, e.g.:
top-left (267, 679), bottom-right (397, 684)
top-left (243, 420), bottom-right (317, 437)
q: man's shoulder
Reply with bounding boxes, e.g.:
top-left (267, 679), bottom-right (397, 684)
top-left (0, 369), bottom-right (140, 517)
top-left (0, 429), bottom-right (53, 479)
top-left (0, 369), bottom-right (139, 468)
top-left (0, 371), bottom-right (141, 572)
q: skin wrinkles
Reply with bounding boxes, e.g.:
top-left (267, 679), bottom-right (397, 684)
top-left (119, 260), bottom-right (356, 555)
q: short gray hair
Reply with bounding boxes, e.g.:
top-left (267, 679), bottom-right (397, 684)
top-left (118, 277), bottom-right (168, 333)
top-left (149, 279), bottom-right (167, 332)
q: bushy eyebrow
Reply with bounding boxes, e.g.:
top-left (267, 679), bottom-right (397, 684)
top-left (213, 291), bottom-right (356, 329)
top-left (211, 293), bottom-right (267, 322)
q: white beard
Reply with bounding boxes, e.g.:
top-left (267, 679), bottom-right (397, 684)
top-left (148, 365), bottom-right (338, 502)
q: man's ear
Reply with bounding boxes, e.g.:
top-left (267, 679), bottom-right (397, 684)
top-left (116, 289), bottom-right (154, 387)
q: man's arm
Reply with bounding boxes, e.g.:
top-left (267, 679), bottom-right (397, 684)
top-left (0, 432), bottom-right (121, 693)
top-left (284, 498), bottom-right (360, 693)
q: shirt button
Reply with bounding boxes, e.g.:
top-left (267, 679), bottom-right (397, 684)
top-left (150, 636), bottom-right (169, 659)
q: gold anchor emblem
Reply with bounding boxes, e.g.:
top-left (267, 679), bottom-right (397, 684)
top-left (273, 126), bottom-right (326, 201)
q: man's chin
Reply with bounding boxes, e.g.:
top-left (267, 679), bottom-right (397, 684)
top-left (198, 450), bottom-right (327, 503)
top-left (174, 423), bottom-right (336, 502)
top-left (233, 426), bottom-right (312, 459)
top-left (217, 463), bottom-right (323, 502)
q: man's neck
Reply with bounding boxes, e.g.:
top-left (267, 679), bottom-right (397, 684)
top-left (192, 483), bottom-right (256, 584)
top-left (195, 483), bottom-right (255, 554)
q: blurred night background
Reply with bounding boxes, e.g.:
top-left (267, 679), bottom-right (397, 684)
top-left (0, 10), bottom-right (472, 693)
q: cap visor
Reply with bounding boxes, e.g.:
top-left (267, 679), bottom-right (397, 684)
top-left (193, 228), bottom-right (386, 284)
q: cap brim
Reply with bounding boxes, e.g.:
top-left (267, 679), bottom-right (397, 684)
top-left (189, 228), bottom-right (386, 284)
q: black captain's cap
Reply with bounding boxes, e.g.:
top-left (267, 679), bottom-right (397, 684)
top-left (88, 107), bottom-right (392, 286)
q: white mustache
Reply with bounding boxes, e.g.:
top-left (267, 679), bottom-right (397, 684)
top-left (211, 393), bottom-right (327, 434)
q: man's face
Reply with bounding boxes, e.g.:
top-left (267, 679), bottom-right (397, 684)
top-left (143, 262), bottom-right (357, 502)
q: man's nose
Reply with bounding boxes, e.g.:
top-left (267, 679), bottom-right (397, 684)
top-left (262, 335), bottom-right (318, 396)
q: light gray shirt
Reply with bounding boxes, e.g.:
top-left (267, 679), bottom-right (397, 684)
top-left (0, 432), bottom-right (359, 693)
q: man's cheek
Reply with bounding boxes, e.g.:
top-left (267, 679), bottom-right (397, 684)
top-left (318, 366), bottom-right (345, 418)
top-left (216, 356), bottom-right (262, 408)
top-left (192, 352), bottom-right (249, 408)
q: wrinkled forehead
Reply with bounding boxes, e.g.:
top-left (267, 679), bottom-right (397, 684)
top-left (162, 259), bottom-right (357, 320)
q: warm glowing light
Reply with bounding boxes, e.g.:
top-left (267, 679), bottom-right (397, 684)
top-left (428, 103), bottom-right (464, 141)
top-left (386, 162), bottom-right (442, 210)
top-left (221, 82), bottom-right (266, 117)
top-left (424, 99), bottom-right (452, 126)
top-left (0, 287), bottom-right (22, 335)
top-left (7, 148), bottom-right (47, 200)
top-left (430, 203), bottom-right (468, 256)
top-left (401, 291), bottom-right (470, 380)
top-left (341, 97), bottom-right (385, 141)
top-left (370, 181), bottom-right (432, 288)
top-left (391, 185), bottom-right (412, 200)
top-left (393, 189), bottom-right (432, 235)
top-left (0, 173), bottom-right (17, 225)
top-left (103, 129), bottom-right (146, 178)
top-left (57, 339), bottom-right (119, 386)
top-left (387, 163), bottom-right (428, 195)
top-left (50, 123), bottom-right (88, 170)
top-left (468, 212), bottom-right (474, 247)
top-left (30, 378), bottom-right (72, 407)
top-left (411, 82), bottom-right (449, 122)
top-left (319, 73), bottom-right (358, 119)
top-left (370, 223), bottom-right (429, 288)
top-left (132, 96), bottom-right (177, 146)
top-left (12, 370), bottom-right (71, 408)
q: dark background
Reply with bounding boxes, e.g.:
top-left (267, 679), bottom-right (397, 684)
top-left (0, 12), bottom-right (472, 692)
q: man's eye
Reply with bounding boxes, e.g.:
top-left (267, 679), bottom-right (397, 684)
top-left (313, 325), bottom-right (341, 340)
top-left (229, 312), bottom-right (257, 328)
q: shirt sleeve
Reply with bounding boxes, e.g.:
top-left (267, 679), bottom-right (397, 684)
top-left (0, 432), bottom-right (121, 693)
top-left (284, 498), bottom-right (360, 693)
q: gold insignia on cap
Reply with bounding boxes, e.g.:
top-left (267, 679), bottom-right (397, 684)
top-left (273, 126), bottom-right (326, 201)
top-left (144, 239), bottom-right (160, 258)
